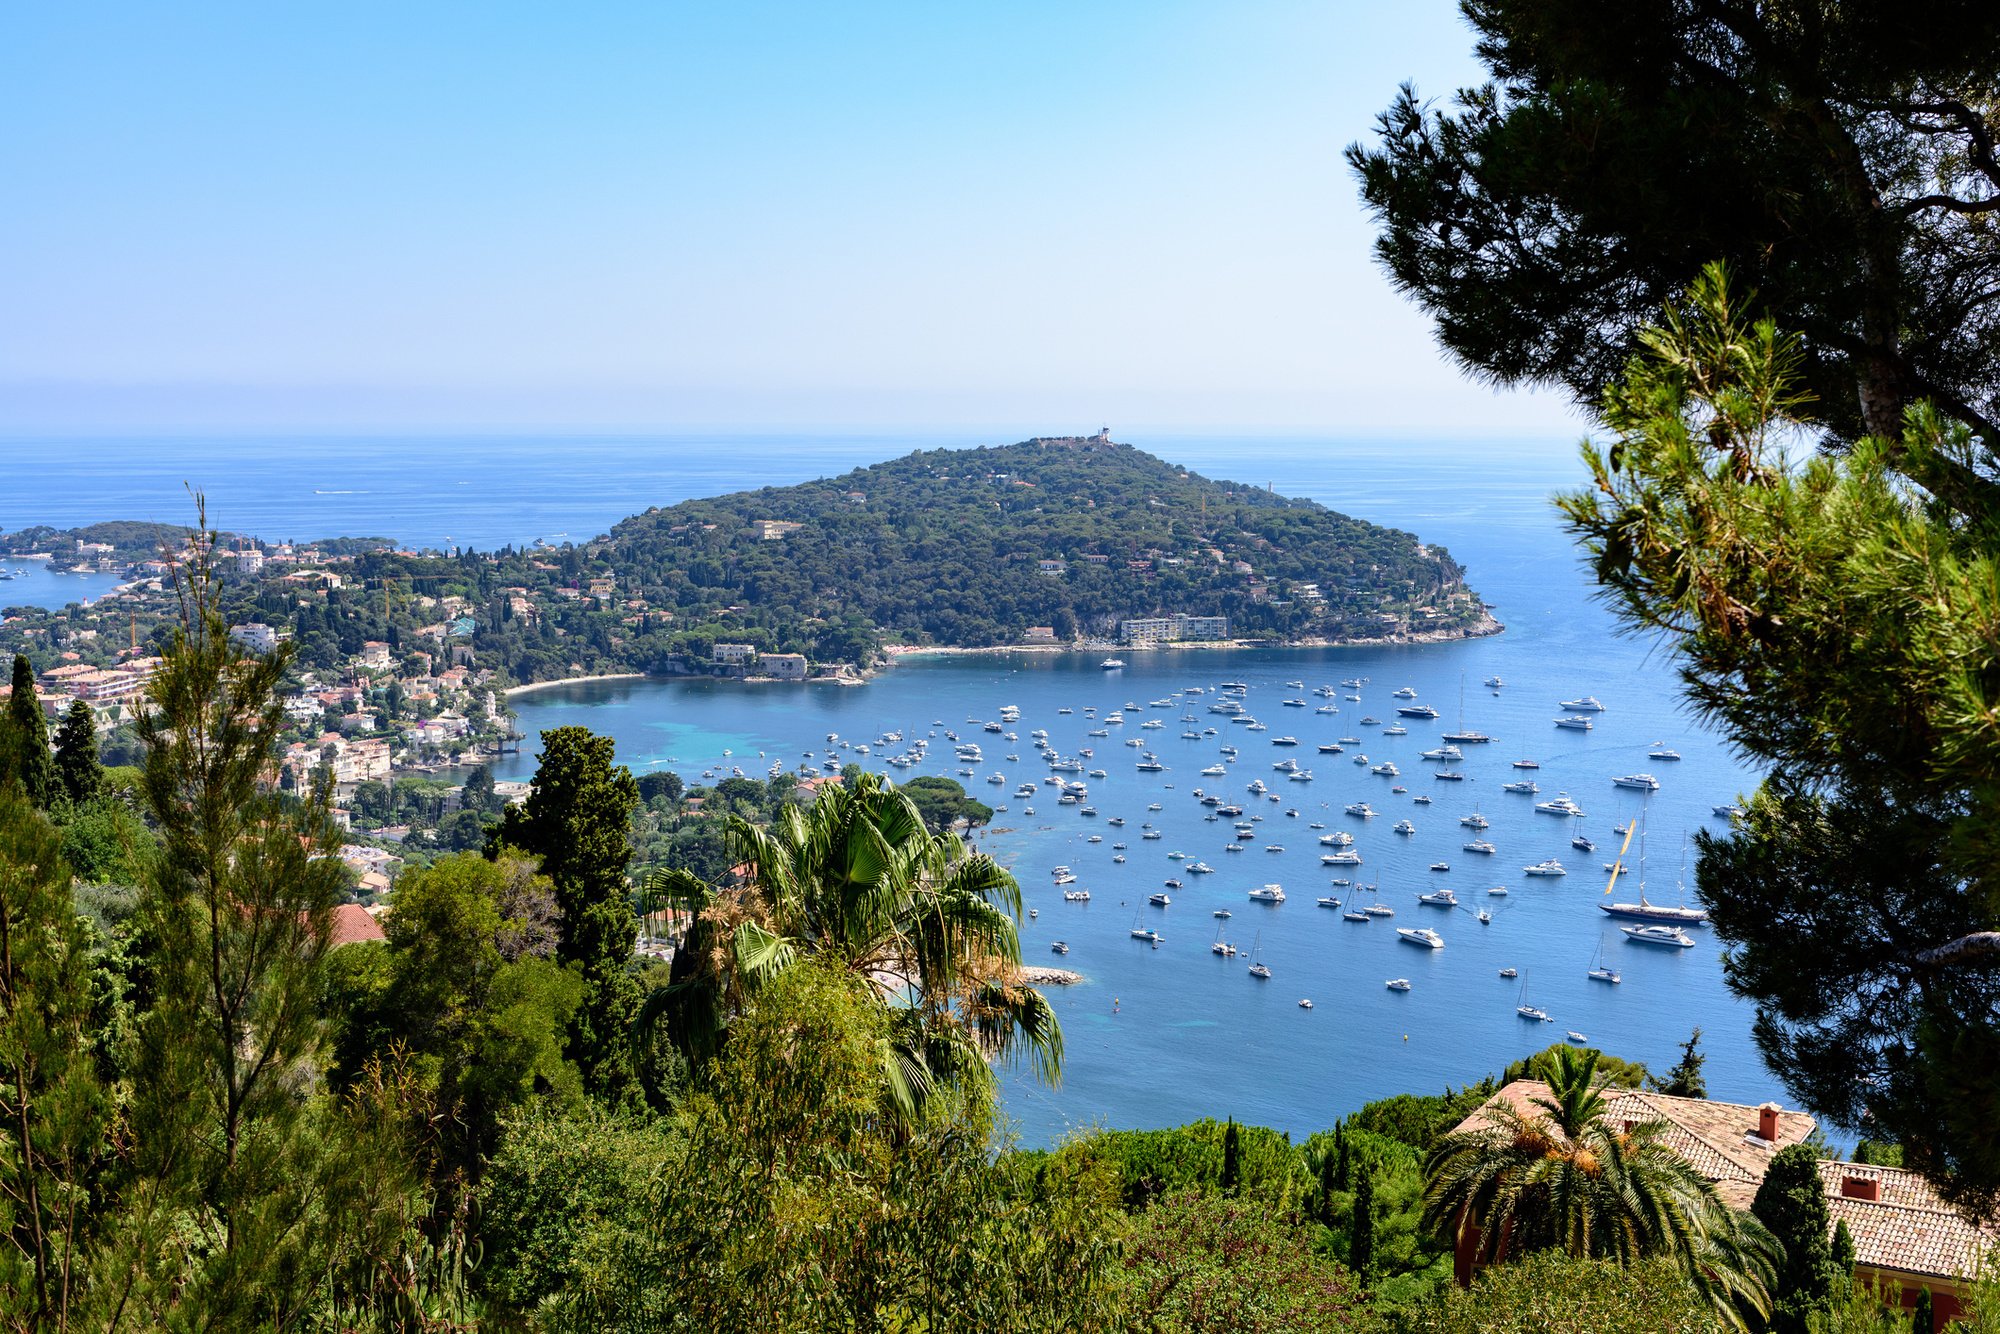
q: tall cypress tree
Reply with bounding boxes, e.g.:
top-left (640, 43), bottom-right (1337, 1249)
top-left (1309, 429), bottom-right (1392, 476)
top-left (1317, 1141), bottom-right (1339, 1228)
top-left (1219, 1118), bottom-right (1240, 1193)
top-left (5, 654), bottom-right (54, 808)
top-left (495, 725), bottom-right (641, 1100)
top-left (1350, 1163), bottom-right (1375, 1278)
top-left (51, 700), bottom-right (102, 809)
top-left (1335, 1121), bottom-right (1351, 1190)
top-left (1752, 1143), bottom-right (1839, 1334)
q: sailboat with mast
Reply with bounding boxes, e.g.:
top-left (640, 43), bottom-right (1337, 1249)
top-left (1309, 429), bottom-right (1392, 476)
top-left (1247, 931), bottom-right (1272, 979)
top-left (1515, 970), bottom-right (1552, 1023)
top-left (1598, 820), bottom-right (1709, 924)
top-left (1441, 672), bottom-right (1493, 745)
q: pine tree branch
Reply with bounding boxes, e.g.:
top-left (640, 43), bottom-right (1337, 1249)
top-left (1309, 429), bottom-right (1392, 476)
top-left (1914, 932), bottom-right (2000, 967)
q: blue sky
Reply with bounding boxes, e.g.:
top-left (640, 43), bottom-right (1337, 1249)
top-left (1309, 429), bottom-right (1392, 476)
top-left (0, 3), bottom-right (1577, 436)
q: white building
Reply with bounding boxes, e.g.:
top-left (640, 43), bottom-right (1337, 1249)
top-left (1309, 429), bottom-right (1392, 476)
top-left (1119, 614), bottom-right (1230, 645)
top-left (230, 622), bottom-right (280, 653)
top-left (712, 643), bottom-right (757, 665)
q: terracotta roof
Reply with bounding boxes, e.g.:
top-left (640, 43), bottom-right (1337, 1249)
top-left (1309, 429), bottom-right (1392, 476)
top-left (1818, 1161), bottom-right (1996, 1282)
top-left (1455, 1082), bottom-right (1995, 1282)
top-left (325, 902), bottom-right (386, 947)
top-left (1453, 1080), bottom-right (1817, 1210)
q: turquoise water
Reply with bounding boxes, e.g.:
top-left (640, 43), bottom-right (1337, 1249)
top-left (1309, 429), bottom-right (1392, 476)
top-left (8, 431), bottom-right (1783, 1140)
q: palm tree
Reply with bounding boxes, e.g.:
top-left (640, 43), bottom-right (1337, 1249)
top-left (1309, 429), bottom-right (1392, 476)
top-left (642, 772), bottom-right (1061, 1121)
top-left (1424, 1046), bottom-right (1779, 1328)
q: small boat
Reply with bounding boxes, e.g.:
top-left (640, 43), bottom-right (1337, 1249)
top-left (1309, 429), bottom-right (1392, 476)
top-left (1649, 743), bottom-right (1683, 760)
top-left (1499, 967), bottom-right (1518, 978)
top-left (1101, 658), bottom-right (1126, 670)
top-left (1535, 795), bottom-right (1586, 817)
top-left (1523, 859), bottom-right (1568, 877)
top-left (1612, 773), bottom-right (1661, 791)
top-left (1393, 687), bottom-right (1418, 698)
top-left (1560, 696), bottom-right (1606, 711)
top-left (1149, 892), bottom-right (1171, 906)
top-left (1518, 1006), bottom-right (1552, 1022)
top-left (1363, 902), bottom-right (1397, 917)
top-left (1397, 926), bottom-right (1445, 949)
top-left (1247, 884), bottom-right (1286, 903)
top-left (1395, 704), bottom-right (1440, 719)
top-left (1713, 804), bottom-right (1747, 818)
top-left (1588, 965), bottom-right (1621, 984)
top-left (1385, 978), bottom-right (1412, 992)
top-left (1477, 908), bottom-right (1492, 923)
top-left (1502, 779), bottom-right (1541, 794)
top-left (1554, 715), bottom-right (1595, 730)
top-left (1298, 998), bottom-right (1313, 1009)
top-left (1412, 794), bottom-right (1433, 805)
top-left (1393, 819), bottom-right (1417, 835)
top-left (1212, 908), bottom-right (1232, 918)
top-left (1429, 861), bottom-right (1451, 872)
top-left (1463, 839), bottom-right (1496, 854)
top-left (1485, 676), bottom-right (1504, 688)
top-left (1317, 895), bottom-right (1342, 909)
top-left (1488, 885), bottom-right (1509, 896)
top-left (1345, 802), bottom-right (1377, 818)
top-left (1418, 888), bottom-right (1458, 907)
top-left (1063, 890), bottom-right (1090, 902)
top-left (1050, 941), bottom-right (1069, 955)
top-left (1343, 910), bottom-right (1370, 922)
top-left (1248, 935), bottom-right (1272, 980)
top-left (1622, 923), bottom-right (1696, 948)
top-left (1566, 1030), bottom-right (1588, 1044)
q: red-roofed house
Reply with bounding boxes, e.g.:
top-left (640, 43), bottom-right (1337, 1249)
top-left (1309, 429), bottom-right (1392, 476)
top-left (324, 903), bottom-right (386, 948)
top-left (1448, 1081), bottom-right (1993, 1327)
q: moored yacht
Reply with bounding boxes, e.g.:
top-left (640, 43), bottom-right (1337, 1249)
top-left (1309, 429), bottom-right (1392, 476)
top-left (1523, 859), bottom-right (1568, 877)
top-left (1612, 773), bottom-right (1661, 791)
top-left (1397, 926), bottom-right (1445, 949)
top-left (1535, 794), bottom-right (1586, 817)
top-left (1554, 714), bottom-right (1595, 730)
top-left (1560, 696), bottom-right (1606, 711)
top-left (1622, 923), bottom-right (1696, 948)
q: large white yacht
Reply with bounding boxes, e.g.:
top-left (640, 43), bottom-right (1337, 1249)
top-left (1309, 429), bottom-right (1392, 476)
top-left (1559, 696), bottom-right (1606, 711)
top-left (1396, 926), bottom-right (1445, 949)
top-left (1622, 923), bottom-right (1696, 948)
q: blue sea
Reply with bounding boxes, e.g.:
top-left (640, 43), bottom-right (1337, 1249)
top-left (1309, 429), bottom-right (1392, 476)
top-left (2, 430), bottom-right (1783, 1144)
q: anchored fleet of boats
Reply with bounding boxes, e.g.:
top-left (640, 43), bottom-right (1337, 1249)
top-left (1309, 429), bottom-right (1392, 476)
top-left (811, 675), bottom-right (1724, 1026)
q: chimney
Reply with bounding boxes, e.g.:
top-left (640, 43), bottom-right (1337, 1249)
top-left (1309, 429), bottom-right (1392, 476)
top-left (1840, 1175), bottom-right (1882, 1202)
top-left (1758, 1102), bottom-right (1782, 1143)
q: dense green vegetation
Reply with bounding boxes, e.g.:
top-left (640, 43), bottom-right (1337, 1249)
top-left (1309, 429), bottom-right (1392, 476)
top-left (596, 435), bottom-right (1485, 651)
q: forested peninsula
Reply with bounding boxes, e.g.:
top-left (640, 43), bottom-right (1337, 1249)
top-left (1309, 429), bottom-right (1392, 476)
top-left (0, 435), bottom-right (1493, 692)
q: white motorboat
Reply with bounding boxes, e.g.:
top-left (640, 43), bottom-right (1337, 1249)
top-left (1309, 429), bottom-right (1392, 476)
top-left (1397, 926), bottom-right (1445, 949)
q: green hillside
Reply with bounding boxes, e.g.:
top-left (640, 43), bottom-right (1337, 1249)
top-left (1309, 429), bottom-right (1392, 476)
top-left (601, 435), bottom-right (1488, 648)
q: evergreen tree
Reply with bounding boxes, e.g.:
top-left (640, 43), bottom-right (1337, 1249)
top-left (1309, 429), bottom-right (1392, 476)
top-left (1220, 1118), bottom-right (1240, 1193)
top-left (1649, 1027), bottom-right (1709, 1099)
top-left (4, 654), bottom-right (54, 808)
top-left (1752, 1144), bottom-right (1840, 1334)
top-left (0, 788), bottom-right (115, 1326)
top-left (1318, 1140), bottom-right (1339, 1229)
top-left (1350, 1162), bottom-right (1375, 1278)
top-left (117, 518), bottom-right (356, 1325)
top-left (51, 699), bottom-right (102, 809)
top-left (1831, 1218), bottom-right (1856, 1280)
top-left (1335, 1120), bottom-right (1351, 1190)
top-left (1912, 1285), bottom-right (1933, 1333)
top-left (495, 725), bottom-right (642, 1101)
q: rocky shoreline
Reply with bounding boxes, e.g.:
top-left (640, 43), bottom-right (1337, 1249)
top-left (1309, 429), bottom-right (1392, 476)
top-left (1015, 965), bottom-right (1083, 987)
